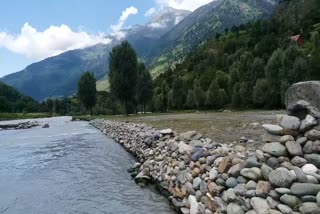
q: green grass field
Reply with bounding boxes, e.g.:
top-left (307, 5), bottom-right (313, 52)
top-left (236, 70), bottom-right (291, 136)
top-left (0, 113), bottom-right (52, 121)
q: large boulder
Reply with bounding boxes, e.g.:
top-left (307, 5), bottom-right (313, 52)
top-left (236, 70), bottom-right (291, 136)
top-left (285, 81), bottom-right (320, 119)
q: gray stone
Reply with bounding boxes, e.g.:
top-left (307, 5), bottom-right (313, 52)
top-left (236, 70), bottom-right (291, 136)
top-left (305, 127), bottom-right (320, 140)
top-left (262, 124), bottom-right (283, 135)
top-left (291, 156), bottom-right (307, 167)
top-left (262, 133), bottom-right (282, 142)
top-left (285, 141), bottom-right (303, 156)
top-left (277, 204), bottom-right (293, 214)
top-left (297, 137), bottom-right (308, 145)
top-left (226, 177), bottom-right (238, 188)
top-left (267, 157), bottom-right (280, 169)
top-left (256, 181), bottom-right (271, 198)
top-left (302, 196), bottom-right (317, 203)
top-left (228, 163), bottom-right (243, 177)
top-left (177, 170), bottom-right (192, 184)
top-left (240, 168), bottom-right (262, 181)
top-left (185, 182), bottom-right (195, 195)
top-left (245, 157), bottom-right (262, 168)
top-left (269, 168), bottom-right (296, 187)
top-left (227, 203), bottom-right (245, 214)
top-left (193, 177), bottom-right (202, 190)
top-left (200, 180), bottom-right (207, 194)
top-left (278, 115), bottom-right (301, 130)
top-left (262, 143), bottom-right (287, 157)
top-left (299, 202), bottom-right (319, 214)
top-left (261, 164), bottom-right (273, 181)
top-left (215, 197), bottom-right (227, 213)
top-left (188, 195), bottom-right (199, 214)
top-left (222, 188), bottom-right (236, 202)
top-left (275, 188), bottom-right (291, 195)
top-left (291, 183), bottom-right (320, 196)
top-left (250, 197), bottom-right (270, 214)
top-left (300, 115), bottom-right (318, 132)
top-left (280, 194), bottom-right (302, 209)
top-left (312, 140), bottom-right (320, 153)
top-left (269, 190), bottom-right (281, 200)
top-left (206, 155), bottom-right (217, 166)
top-left (178, 142), bottom-right (192, 155)
top-left (304, 154), bottom-right (320, 168)
top-left (246, 180), bottom-right (257, 190)
top-left (209, 168), bottom-right (218, 180)
top-left (303, 141), bottom-right (314, 154)
top-left (191, 147), bottom-right (205, 161)
top-left (293, 167), bottom-right (309, 183)
top-left (179, 131), bottom-right (198, 142)
top-left (280, 135), bottom-right (295, 143)
top-left (267, 196), bottom-right (280, 209)
top-left (285, 81), bottom-right (320, 119)
top-left (237, 176), bottom-right (248, 184)
top-left (302, 164), bottom-right (318, 174)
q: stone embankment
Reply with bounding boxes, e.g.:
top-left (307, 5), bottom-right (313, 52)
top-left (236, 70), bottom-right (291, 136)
top-left (0, 121), bottom-right (39, 131)
top-left (91, 81), bottom-right (320, 214)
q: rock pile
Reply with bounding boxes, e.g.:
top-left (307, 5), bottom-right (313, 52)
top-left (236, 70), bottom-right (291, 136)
top-left (0, 121), bottom-right (39, 130)
top-left (91, 82), bottom-right (320, 214)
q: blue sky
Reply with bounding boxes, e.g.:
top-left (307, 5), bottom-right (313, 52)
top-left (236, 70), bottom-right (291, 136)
top-left (0, 0), bottom-right (212, 77)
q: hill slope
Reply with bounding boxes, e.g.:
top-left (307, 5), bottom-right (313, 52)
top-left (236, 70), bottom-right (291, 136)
top-left (0, 81), bottom-right (38, 112)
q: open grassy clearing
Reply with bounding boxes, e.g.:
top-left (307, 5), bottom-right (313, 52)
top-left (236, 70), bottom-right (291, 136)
top-left (75, 110), bottom-right (284, 144)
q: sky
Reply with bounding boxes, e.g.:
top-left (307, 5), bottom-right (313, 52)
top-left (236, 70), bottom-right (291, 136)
top-left (0, 0), bottom-right (213, 77)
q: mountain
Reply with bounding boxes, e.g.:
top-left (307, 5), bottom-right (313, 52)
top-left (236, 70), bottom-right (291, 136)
top-left (1, 7), bottom-right (190, 101)
top-left (2, 44), bottom-right (111, 101)
top-left (148, 0), bottom-right (278, 74)
top-left (0, 81), bottom-right (38, 112)
top-left (1, 1), bottom-right (277, 101)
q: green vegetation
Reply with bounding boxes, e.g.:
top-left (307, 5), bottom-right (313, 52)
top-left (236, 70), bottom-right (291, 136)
top-left (0, 82), bottom-right (39, 113)
top-left (77, 72), bottom-right (97, 115)
top-left (0, 113), bottom-right (51, 121)
top-left (152, 0), bottom-right (320, 111)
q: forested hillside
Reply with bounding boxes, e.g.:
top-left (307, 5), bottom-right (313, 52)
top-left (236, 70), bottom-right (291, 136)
top-left (0, 82), bottom-right (39, 112)
top-left (152, 0), bottom-right (320, 111)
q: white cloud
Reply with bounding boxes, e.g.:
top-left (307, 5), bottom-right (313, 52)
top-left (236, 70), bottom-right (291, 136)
top-left (0, 23), bottom-right (111, 61)
top-left (148, 22), bottom-right (166, 29)
top-left (155, 0), bottom-right (213, 11)
top-left (110, 6), bottom-right (138, 39)
top-left (145, 8), bottom-right (157, 17)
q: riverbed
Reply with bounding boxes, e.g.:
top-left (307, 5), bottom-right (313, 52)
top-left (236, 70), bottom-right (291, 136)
top-left (0, 117), bottom-right (174, 214)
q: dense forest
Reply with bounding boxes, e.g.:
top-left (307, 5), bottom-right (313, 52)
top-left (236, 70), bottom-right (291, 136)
top-left (152, 0), bottom-right (320, 111)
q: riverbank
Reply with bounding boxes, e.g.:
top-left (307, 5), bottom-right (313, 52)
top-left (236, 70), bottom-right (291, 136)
top-left (0, 113), bottom-right (51, 121)
top-left (91, 109), bottom-right (320, 213)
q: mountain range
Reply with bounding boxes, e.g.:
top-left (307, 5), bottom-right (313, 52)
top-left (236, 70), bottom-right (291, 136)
top-left (1, 0), bottom-right (278, 101)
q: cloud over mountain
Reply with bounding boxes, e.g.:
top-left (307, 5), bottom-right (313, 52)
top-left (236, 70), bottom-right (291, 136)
top-left (0, 23), bottom-right (110, 61)
top-left (111, 6), bottom-right (138, 39)
top-left (155, 0), bottom-right (213, 11)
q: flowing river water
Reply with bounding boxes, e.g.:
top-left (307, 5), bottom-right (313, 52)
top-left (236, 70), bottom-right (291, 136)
top-left (0, 117), bottom-right (175, 214)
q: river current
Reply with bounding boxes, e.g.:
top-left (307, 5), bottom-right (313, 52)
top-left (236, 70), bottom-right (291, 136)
top-left (0, 117), bottom-right (174, 214)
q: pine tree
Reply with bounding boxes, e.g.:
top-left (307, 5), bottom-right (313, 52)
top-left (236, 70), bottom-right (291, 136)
top-left (193, 79), bottom-right (205, 110)
top-left (77, 72), bottom-right (97, 115)
top-left (205, 80), bottom-right (220, 109)
top-left (137, 62), bottom-right (154, 113)
top-left (109, 41), bottom-right (138, 114)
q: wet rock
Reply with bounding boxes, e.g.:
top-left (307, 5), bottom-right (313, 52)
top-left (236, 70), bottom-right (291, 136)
top-left (42, 123), bottom-right (49, 128)
top-left (262, 124), bottom-right (283, 135)
top-left (269, 168), bottom-right (296, 188)
top-left (262, 142), bottom-right (287, 157)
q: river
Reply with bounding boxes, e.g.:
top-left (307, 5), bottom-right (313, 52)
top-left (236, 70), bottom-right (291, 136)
top-left (0, 117), bottom-right (174, 214)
